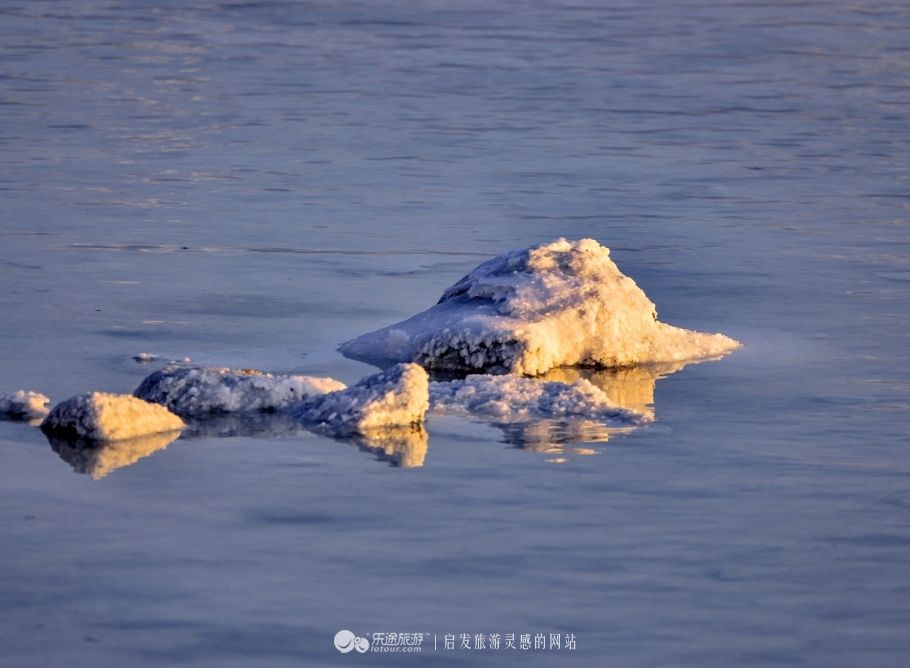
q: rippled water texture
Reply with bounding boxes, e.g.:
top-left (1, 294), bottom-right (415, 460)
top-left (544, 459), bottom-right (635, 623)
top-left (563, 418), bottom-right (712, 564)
top-left (1, 1), bottom-right (909, 666)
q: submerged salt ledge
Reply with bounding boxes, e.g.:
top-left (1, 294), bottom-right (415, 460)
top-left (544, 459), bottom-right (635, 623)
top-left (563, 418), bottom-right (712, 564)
top-left (135, 365), bottom-right (346, 417)
top-left (0, 390), bottom-right (50, 421)
top-left (429, 375), bottom-right (650, 427)
top-left (294, 363), bottom-right (429, 435)
top-left (341, 238), bottom-right (740, 375)
top-left (41, 392), bottom-right (184, 442)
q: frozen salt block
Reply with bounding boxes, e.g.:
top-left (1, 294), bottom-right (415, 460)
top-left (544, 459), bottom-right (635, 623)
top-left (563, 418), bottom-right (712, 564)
top-left (0, 390), bottom-right (50, 422)
top-left (134, 365), bottom-right (346, 417)
top-left (46, 430), bottom-right (181, 480)
top-left (294, 363), bottom-right (429, 434)
top-left (41, 392), bottom-right (184, 442)
top-left (340, 238), bottom-right (741, 375)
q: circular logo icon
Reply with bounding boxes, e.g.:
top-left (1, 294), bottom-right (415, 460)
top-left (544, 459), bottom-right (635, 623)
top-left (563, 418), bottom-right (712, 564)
top-left (334, 630), bottom-right (369, 654)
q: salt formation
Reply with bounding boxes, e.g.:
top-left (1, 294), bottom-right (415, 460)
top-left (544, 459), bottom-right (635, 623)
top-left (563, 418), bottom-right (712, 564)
top-left (429, 374), bottom-right (650, 427)
top-left (134, 365), bottom-right (346, 416)
top-left (41, 392), bottom-right (184, 442)
top-left (429, 374), bottom-right (652, 448)
top-left (0, 390), bottom-right (50, 421)
top-left (294, 363), bottom-right (429, 435)
top-left (341, 238), bottom-right (740, 375)
top-left (179, 413), bottom-right (427, 468)
top-left (46, 430), bottom-right (181, 480)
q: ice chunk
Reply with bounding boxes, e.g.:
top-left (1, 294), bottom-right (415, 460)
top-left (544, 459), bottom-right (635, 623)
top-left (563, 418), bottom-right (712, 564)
top-left (0, 390), bottom-right (50, 421)
top-left (41, 392), bottom-right (184, 442)
top-left (46, 430), bottom-right (181, 480)
top-left (341, 238), bottom-right (741, 375)
top-left (294, 363), bottom-right (429, 434)
top-left (133, 352), bottom-right (160, 363)
top-left (134, 365), bottom-right (346, 417)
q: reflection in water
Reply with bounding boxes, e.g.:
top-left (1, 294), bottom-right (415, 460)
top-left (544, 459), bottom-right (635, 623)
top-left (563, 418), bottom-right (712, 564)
top-left (183, 413), bottom-right (428, 469)
top-left (43, 363), bottom-right (689, 474)
top-left (45, 431), bottom-right (182, 480)
top-left (540, 362), bottom-right (688, 420)
top-left (434, 362), bottom-right (690, 460)
top-left (46, 411), bottom-right (428, 476)
top-left (496, 420), bottom-right (637, 449)
top-left (353, 426), bottom-right (427, 468)
top-left (181, 412), bottom-right (307, 440)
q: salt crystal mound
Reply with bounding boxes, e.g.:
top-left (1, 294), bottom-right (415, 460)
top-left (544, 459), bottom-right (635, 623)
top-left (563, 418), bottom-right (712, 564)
top-left (134, 365), bottom-right (347, 417)
top-left (340, 238), bottom-right (741, 375)
top-left (293, 363), bottom-right (429, 435)
top-left (46, 430), bottom-right (181, 480)
top-left (40, 392), bottom-right (184, 442)
top-left (0, 390), bottom-right (50, 422)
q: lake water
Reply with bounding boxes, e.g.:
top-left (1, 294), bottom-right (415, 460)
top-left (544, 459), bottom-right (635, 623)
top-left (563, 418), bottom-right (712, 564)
top-left (1, 1), bottom-right (909, 666)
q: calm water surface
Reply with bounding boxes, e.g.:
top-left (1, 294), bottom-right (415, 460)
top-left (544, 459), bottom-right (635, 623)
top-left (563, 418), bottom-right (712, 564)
top-left (1, 1), bottom-right (909, 666)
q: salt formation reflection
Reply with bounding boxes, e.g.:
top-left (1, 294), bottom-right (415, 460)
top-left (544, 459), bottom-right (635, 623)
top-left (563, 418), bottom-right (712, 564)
top-left (42, 362), bottom-right (690, 474)
top-left (539, 362), bottom-right (687, 420)
top-left (45, 430), bottom-right (182, 480)
top-left (430, 362), bottom-right (689, 458)
top-left (183, 413), bottom-right (428, 469)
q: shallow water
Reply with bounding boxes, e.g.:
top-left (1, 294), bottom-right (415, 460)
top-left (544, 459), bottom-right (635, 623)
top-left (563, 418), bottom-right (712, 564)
top-left (1, 1), bottom-right (909, 666)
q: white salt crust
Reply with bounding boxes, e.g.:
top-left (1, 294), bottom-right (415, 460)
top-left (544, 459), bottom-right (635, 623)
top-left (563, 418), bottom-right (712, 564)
top-left (0, 390), bottom-right (50, 421)
top-left (341, 238), bottom-right (740, 375)
top-left (41, 392), bottom-right (184, 442)
top-left (134, 365), bottom-right (346, 416)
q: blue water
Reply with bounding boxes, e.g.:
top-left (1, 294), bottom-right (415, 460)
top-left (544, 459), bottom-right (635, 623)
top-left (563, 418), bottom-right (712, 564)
top-left (1, 1), bottom-right (909, 666)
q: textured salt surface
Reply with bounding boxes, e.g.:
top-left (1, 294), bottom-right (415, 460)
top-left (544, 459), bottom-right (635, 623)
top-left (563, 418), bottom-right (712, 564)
top-left (41, 392), bottom-right (184, 442)
top-left (293, 363), bottom-right (429, 434)
top-left (430, 374), bottom-right (650, 425)
top-left (341, 238), bottom-right (740, 374)
top-left (0, 390), bottom-right (50, 421)
top-left (134, 365), bottom-right (346, 416)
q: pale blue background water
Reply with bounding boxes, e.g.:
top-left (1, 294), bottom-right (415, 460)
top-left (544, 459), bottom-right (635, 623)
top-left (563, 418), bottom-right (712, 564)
top-left (1, 1), bottom-right (909, 666)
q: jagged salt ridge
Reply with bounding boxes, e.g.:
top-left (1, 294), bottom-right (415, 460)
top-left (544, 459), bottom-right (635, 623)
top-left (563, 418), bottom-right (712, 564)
top-left (41, 392), bottom-right (184, 442)
top-left (135, 365), bottom-right (346, 417)
top-left (293, 363), bottom-right (429, 435)
top-left (341, 238), bottom-right (740, 375)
